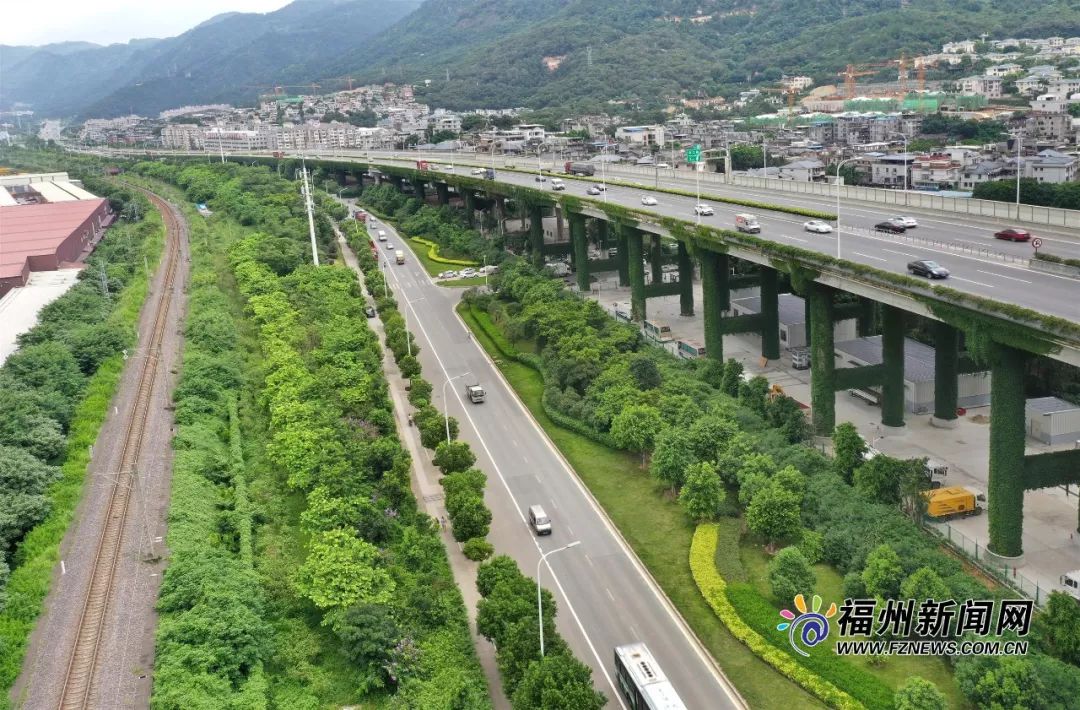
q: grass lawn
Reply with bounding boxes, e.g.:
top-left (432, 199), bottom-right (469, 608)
top-left (440, 276), bottom-right (488, 288)
top-left (459, 303), bottom-right (825, 709)
top-left (740, 543), bottom-right (969, 708)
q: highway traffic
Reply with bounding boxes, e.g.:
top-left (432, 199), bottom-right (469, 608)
top-left (366, 212), bottom-right (746, 710)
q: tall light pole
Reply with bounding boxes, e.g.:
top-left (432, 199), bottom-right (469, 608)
top-left (404, 295), bottom-right (425, 357)
top-left (537, 541), bottom-right (581, 656)
top-left (1012, 129), bottom-right (1023, 215)
top-left (441, 372), bottom-right (471, 442)
top-left (890, 132), bottom-right (909, 203)
top-left (834, 156), bottom-right (860, 260)
top-left (600, 143), bottom-right (609, 202)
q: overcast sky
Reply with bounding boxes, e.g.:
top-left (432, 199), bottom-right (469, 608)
top-left (2, 0), bottom-right (292, 46)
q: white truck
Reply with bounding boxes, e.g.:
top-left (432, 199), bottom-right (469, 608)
top-left (735, 213), bottom-right (761, 233)
top-left (465, 383), bottom-right (486, 403)
top-left (1061, 570), bottom-right (1080, 601)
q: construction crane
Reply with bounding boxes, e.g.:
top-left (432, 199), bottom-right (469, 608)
top-left (761, 86), bottom-right (799, 126)
top-left (838, 63), bottom-right (891, 99)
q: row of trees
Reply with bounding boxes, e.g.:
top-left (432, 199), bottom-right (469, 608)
top-left (0, 175), bottom-right (158, 692)
top-left (973, 178), bottom-right (1080, 211)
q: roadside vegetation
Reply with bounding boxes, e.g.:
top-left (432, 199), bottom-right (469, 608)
top-left (0, 177), bottom-right (161, 704)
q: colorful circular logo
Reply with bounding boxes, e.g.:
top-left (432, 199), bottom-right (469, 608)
top-left (777, 594), bottom-right (837, 657)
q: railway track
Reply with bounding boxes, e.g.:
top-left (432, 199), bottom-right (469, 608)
top-left (57, 186), bottom-right (182, 710)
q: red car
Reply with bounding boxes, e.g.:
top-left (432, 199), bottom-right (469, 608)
top-left (994, 227), bottom-right (1031, 242)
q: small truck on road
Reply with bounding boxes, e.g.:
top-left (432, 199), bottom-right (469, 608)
top-left (465, 383), bottom-right (486, 403)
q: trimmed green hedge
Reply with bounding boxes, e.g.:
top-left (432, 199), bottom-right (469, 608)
top-left (690, 524), bottom-right (864, 710)
top-left (411, 236), bottom-right (479, 267)
top-left (1034, 251), bottom-right (1080, 268)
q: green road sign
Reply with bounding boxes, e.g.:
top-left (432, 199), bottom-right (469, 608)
top-left (685, 144), bottom-right (702, 162)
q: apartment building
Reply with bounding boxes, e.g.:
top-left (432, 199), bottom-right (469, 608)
top-left (959, 75), bottom-right (1003, 99)
top-left (1024, 149), bottom-right (1079, 183)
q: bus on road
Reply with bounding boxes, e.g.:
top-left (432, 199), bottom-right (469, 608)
top-left (643, 320), bottom-right (673, 344)
top-left (614, 643), bottom-right (687, 710)
top-left (676, 339), bottom-right (706, 359)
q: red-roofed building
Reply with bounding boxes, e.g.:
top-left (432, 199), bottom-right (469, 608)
top-left (0, 199), bottom-right (112, 297)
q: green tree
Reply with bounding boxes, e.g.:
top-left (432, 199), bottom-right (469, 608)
top-left (746, 483), bottom-right (801, 544)
top-left (687, 415), bottom-right (738, 464)
top-left (900, 567), bottom-right (950, 604)
top-left (832, 422), bottom-right (867, 484)
top-left (609, 404), bottom-right (664, 465)
top-left (893, 677), bottom-right (947, 710)
top-left (956, 657), bottom-right (1045, 710)
top-left (628, 355), bottom-right (662, 390)
top-left (738, 376), bottom-right (770, 416)
top-left (511, 653), bottom-right (606, 710)
top-left (334, 603), bottom-right (400, 690)
top-left (295, 528), bottom-right (395, 613)
top-left (768, 546), bottom-right (816, 603)
top-left (853, 454), bottom-right (908, 504)
top-left (861, 544), bottom-right (904, 600)
top-left (649, 428), bottom-right (695, 493)
top-left (679, 461), bottom-right (726, 522)
top-left (477, 555), bottom-right (523, 597)
top-left (449, 495), bottom-right (492, 542)
top-left (433, 440), bottom-right (476, 474)
top-left (720, 358), bottom-right (744, 397)
top-left (1033, 592), bottom-right (1080, 666)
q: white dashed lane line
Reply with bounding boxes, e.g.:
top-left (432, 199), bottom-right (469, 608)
top-left (977, 270), bottom-right (1031, 284)
top-left (883, 248), bottom-right (918, 258)
top-left (854, 252), bottom-right (887, 262)
top-left (951, 276), bottom-right (995, 288)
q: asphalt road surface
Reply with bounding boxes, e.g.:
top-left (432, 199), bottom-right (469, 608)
top-left (369, 216), bottom-right (746, 710)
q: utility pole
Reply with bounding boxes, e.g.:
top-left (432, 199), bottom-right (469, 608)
top-left (300, 159), bottom-right (320, 266)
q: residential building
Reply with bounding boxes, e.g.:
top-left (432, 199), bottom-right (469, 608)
top-left (429, 112), bottom-right (462, 134)
top-left (614, 124), bottom-right (665, 147)
top-left (985, 63), bottom-right (1023, 78)
top-left (959, 160), bottom-right (1007, 191)
top-left (959, 75), bottom-right (1003, 99)
top-left (944, 40), bottom-right (978, 54)
top-left (910, 153), bottom-right (962, 189)
top-left (778, 159), bottom-right (826, 182)
top-left (161, 124), bottom-right (205, 150)
top-left (1023, 149), bottom-right (1078, 183)
top-left (515, 123), bottom-right (546, 145)
top-left (781, 75), bottom-right (814, 91)
top-left (1032, 111), bottom-right (1073, 142)
top-left (1016, 76), bottom-right (1051, 96)
top-left (869, 153), bottom-right (915, 187)
top-left (204, 128), bottom-right (267, 152)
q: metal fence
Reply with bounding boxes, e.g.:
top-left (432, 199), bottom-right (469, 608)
top-left (928, 522), bottom-right (1051, 606)
top-left (846, 226), bottom-right (1028, 265)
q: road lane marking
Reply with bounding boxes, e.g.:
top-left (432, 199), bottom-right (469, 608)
top-left (854, 252), bottom-right (887, 262)
top-left (978, 270), bottom-right (1030, 284)
top-left (606, 587), bottom-right (616, 602)
top-left (883, 248), bottom-right (917, 258)
top-left (380, 256), bottom-right (630, 710)
top-left (951, 276), bottom-right (994, 288)
top-left (782, 234), bottom-right (809, 243)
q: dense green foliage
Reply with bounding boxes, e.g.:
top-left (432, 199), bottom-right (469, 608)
top-left (476, 556), bottom-right (606, 709)
top-left (0, 177), bottom-right (161, 698)
top-left (973, 178), bottom-right (1080, 210)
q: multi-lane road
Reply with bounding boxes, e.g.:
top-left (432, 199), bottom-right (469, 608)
top-left (365, 210), bottom-right (746, 710)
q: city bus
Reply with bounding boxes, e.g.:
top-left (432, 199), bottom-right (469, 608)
top-left (676, 339), bottom-right (706, 359)
top-left (614, 308), bottom-right (632, 323)
top-left (614, 643), bottom-right (687, 710)
top-left (643, 320), bottom-right (673, 344)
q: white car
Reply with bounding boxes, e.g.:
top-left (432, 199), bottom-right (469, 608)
top-left (460, 268), bottom-right (477, 278)
top-left (471, 168), bottom-right (485, 175)
top-left (641, 195), bottom-right (658, 206)
top-left (655, 162), bottom-right (670, 169)
top-left (803, 220), bottom-right (833, 234)
top-left (386, 242), bottom-right (394, 250)
top-left (890, 215), bottom-right (918, 228)
top-left (694, 204), bottom-right (714, 216)
top-left (592, 183), bottom-right (606, 191)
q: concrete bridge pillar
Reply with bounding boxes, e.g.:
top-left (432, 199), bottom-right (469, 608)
top-left (555, 205), bottom-right (566, 243)
top-left (988, 344), bottom-right (1029, 560)
top-left (760, 268), bottom-right (780, 361)
top-left (570, 212), bottom-right (589, 292)
top-left (809, 282), bottom-right (837, 435)
top-left (678, 242), bottom-right (694, 317)
top-left (932, 321), bottom-right (960, 429)
top-left (528, 204), bottom-right (544, 268)
top-left (626, 227), bottom-right (646, 322)
top-left (410, 178), bottom-right (426, 201)
top-left (435, 182), bottom-right (450, 205)
top-left (881, 305), bottom-right (907, 429)
top-left (700, 250), bottom-right (729, 362)
top-left (650, 236), bottom-right (664, 285)
top-left (616, 225), bottom-right (630, 288)
top-left (857, 297), bottom-right (879, 336)
top-left (464, 191), bottom-right (477, 227)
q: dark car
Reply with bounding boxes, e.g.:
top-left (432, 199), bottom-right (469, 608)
top-left (364, 305), bottom-right (376, 318)
top-left (994, 227), bottom-right (1031, 242)
top-left (534, 175), bottom-right (547, 182)
top-left (874, 221), bottom-right (907, 234)
top-left (907, 260), bottom-right (950, 279)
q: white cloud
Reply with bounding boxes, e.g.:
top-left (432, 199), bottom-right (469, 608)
top-left (2, 0), bottom-right (292, 46)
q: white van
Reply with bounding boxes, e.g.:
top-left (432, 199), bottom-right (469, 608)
top-left (528, 505), bottom-right (552, 535)
top-left (377, 229), bottom-right (388, 242)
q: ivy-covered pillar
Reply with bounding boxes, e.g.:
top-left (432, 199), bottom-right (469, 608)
top-left (809, 282), bottom-right (837, 435)
top-left (528, 205), bottom-right (544, 268)
top-left (677, 241), bottom-right (693, 317)
top-left (857, 297), bottom-right (879, 336)
top-left (555, 205), bottom-right (565, 243)
top-left (464, 191), bottom-right (477, 227)
top-left (932, 321), bottom-right (960, 428)
top-left (700, 250), bottom-right (725, 361)
top-left (494, 195), bottom-right (506, 233)
top-left (804, 296), bottom-right (813, 345)
top-left (435, 182), bottom-right (450, 205)
top-left (391, 176), bottom-right (405, 192)
top-left (626, 228), bottom-right (646, 322)
top-left (570, 212), bottom-right (589, 292)
top-left (596, 219), bottom-right (610, 252)
top-left (650, 236), bottom-right (664, 285)
top-left (760, 268), bottom-right (780, 361)
top-left (410, 178), bottom-right (426, 201)
top-left (881, 305), bottom-right (906, 429)
top-left (988, 344), bottom-right (1029, 559)
top-left (616, 225), bottom-right (630, 287)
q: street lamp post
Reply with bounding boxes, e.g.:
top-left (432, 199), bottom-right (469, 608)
top-left (441, 372), bottom-right (471, 443)
top-left (834, 156), bottom-right (860, 260)
top-left (537, 541), bottom-right (581, 656)
top-left (1012, 130), bottom-right (1023, 216)
top-left (890, 133), bottom-right (909, 204)
top-left (600, 144), bottom-right (609, 202)
top-left (404, 295), bottom-right (425, 357)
